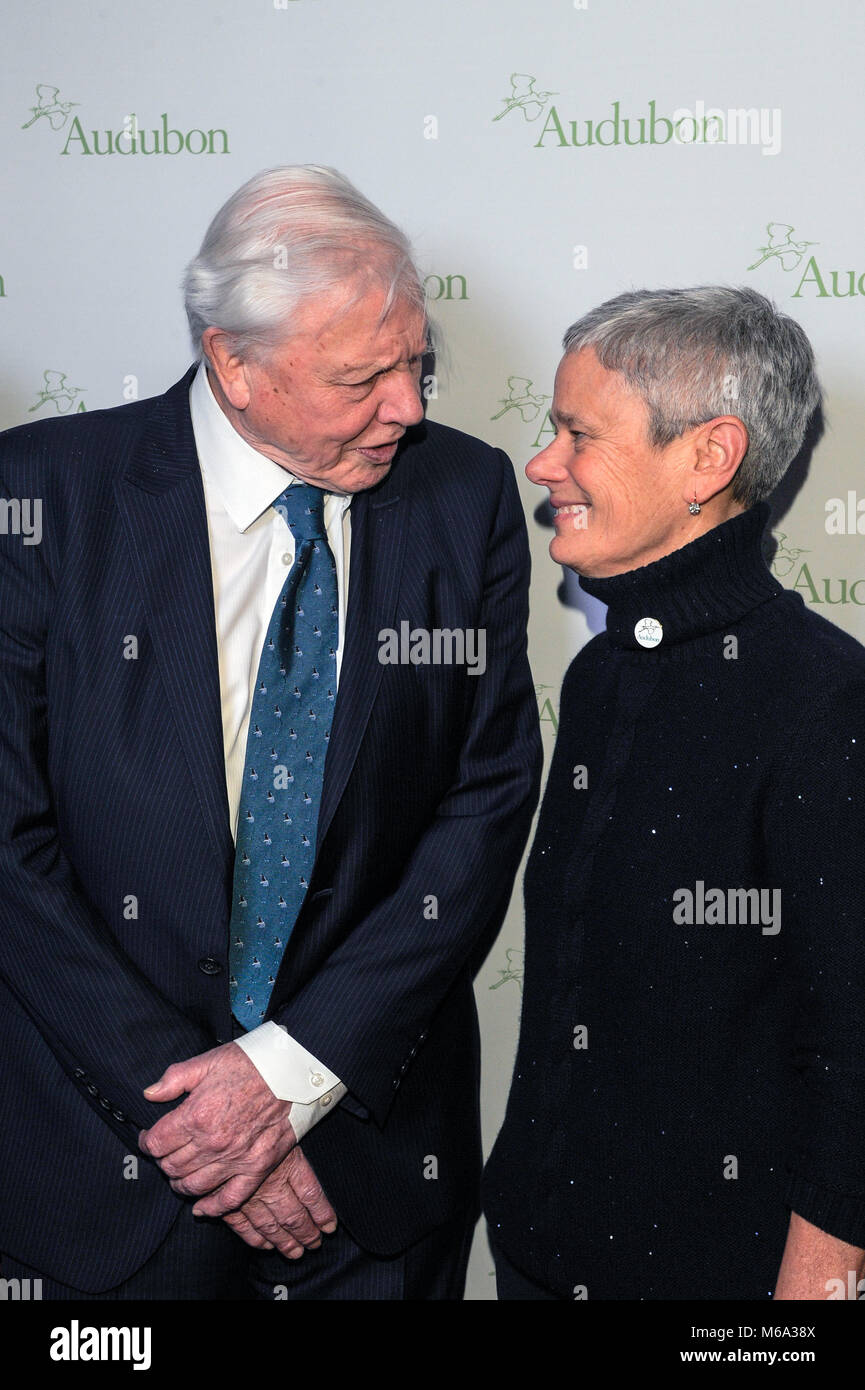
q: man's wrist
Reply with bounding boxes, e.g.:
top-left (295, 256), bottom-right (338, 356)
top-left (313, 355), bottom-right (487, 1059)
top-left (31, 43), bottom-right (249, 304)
top-left (233, 1021), bottom-right (345, 1140)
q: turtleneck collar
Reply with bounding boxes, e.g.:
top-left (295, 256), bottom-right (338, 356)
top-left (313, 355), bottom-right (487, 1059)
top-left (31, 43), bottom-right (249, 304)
top-left (578, 503), bottom-right (783, 652)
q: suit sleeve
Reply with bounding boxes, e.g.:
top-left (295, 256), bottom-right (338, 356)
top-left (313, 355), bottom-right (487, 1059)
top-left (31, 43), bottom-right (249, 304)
top-left (0, 459), bottom-right (214, 1140)
top-left (764, 678), bottom-right (865, 1247)
top-left (272, 454), bottom-right (542, 1124)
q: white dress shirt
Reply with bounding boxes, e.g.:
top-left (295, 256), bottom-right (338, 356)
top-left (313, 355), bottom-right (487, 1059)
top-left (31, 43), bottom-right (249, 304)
top-left (189, 361), bottom-right (348, 1141)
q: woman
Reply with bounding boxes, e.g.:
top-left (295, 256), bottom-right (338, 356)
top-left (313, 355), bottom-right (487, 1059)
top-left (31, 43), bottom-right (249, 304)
top-left (484, 286), bottom-right (865, 1300)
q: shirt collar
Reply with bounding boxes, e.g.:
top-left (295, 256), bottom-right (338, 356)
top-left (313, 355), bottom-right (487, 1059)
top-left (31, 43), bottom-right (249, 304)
top-left (189, 360), bottom-right (351, 532)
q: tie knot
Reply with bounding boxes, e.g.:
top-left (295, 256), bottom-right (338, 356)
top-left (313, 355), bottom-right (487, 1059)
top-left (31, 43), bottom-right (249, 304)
top-left (277, 483), bottom-right (327, 540)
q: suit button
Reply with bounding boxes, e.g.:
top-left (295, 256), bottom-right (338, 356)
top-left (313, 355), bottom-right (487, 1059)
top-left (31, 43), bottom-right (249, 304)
top-left (112, 1109), bottom-right (127, 1122)
top-left (198, 957), bottom-right (223, 976)
top-left (86, 1084), bottom-right (98, 1096)
top-left (74, 1068), bottom-right (86, 1080)
top-left (99, 1097), bottom-right (111, 1109)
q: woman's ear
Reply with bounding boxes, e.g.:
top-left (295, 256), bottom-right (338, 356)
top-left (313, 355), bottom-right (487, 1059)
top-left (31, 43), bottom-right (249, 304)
top-left (689, 415), bottom-right (749, 501)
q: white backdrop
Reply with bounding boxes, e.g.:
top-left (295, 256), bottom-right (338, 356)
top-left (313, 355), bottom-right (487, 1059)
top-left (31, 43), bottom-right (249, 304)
top-left (4, 0), bottom-right (864, 1299)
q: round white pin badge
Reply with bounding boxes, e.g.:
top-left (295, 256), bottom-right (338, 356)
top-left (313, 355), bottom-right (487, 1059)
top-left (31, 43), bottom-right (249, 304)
top-left (634, 617), bottom-right (663, 648)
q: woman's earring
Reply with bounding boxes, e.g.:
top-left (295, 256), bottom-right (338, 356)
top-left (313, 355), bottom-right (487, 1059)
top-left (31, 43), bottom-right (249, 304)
top-left (688, 493), bottom-right (701, 515)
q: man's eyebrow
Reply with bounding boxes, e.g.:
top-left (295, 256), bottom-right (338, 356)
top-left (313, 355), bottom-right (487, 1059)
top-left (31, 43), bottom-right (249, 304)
top-left (338, 344), bottom-right (427, 380)
top-left (339, 360), bottom-right (390, 379)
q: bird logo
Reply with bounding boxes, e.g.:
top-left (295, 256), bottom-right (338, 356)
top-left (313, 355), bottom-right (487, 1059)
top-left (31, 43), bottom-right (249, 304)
top-left (769, 532), bottom-right (809, 579)
top-left (27, 370), bottom-right (85, 415)
top-left (491, 376), bottom-right (551, 424)
top-left (493, 74), bottom-right (557, 124)
top-left (489, 947), bottom-right (526, 992)
top-left (22, 84), bottom-right (79, 131)
top-left (748, 223), bottom-right (817, 273)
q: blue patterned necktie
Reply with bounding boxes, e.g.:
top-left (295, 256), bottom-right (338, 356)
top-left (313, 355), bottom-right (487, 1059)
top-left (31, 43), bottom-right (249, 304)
top-left (229, 483), bottom-right (338, 1026)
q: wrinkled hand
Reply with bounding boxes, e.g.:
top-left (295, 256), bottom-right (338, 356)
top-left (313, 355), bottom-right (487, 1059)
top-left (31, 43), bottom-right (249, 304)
top-left (139, 1042), bottom-right (297, 1217)
top-left (223, 1145), bottom-right (338, 1260)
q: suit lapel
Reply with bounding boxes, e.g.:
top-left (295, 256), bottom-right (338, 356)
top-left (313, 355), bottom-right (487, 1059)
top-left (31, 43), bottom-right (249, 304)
top-left (115, 372), bottom-right (413, 874)
top-left (316, 475), bottom-right (410, 848)
top-left (115, 371), bottom-right (233, 873)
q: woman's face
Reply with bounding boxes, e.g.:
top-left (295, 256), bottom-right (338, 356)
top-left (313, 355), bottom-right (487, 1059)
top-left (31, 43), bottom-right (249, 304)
top-left (527, 347), bottom-right (701, 578)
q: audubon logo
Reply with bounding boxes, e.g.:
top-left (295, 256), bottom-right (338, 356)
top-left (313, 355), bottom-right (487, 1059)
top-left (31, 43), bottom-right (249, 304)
top-left (494, 75), bottom-right (781, 154)
top-left (748, 223), bottom-right (816, 274)
top-left (422, 272), bottom-right (468, 301)
top-left (771, 532), bottom-right (865, 605)
top-left (22, 84), bottom-right (229, 155)
top-left (769, 532), bottom-right (809, 580)
top-left (493, 74), bottom-right (558, 124)
top-left (535, 682), bottom-right (559, 734)
top-left (21, 83), bottom-right (79, 131)
top-left (489, 947), bottom-right (525, 993)
top-left (491, 376), bottom-right (552, 447)
top-left (28, 370), bottom-right (86, 415)
top-left (748, 222), bottom-right (865, 300)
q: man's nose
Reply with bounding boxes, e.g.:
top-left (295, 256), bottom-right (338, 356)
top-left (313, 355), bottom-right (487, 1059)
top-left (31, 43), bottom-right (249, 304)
top-left (378, 370), bottom-right (424, 427)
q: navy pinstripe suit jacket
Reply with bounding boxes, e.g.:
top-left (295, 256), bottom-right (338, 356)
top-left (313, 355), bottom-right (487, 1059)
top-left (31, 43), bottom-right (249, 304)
top-left (0, 369), bottom-right (541, 1291)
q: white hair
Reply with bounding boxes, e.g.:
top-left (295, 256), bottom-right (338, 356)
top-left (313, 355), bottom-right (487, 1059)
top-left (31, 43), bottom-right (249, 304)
top-left (183, 165), bottom-right (425, 358)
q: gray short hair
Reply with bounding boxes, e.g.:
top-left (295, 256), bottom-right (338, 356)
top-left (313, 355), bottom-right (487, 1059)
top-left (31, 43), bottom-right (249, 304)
top-left (562, 286), bottom-right (821, 506)
top-left (183, 165), bottom-right (425, 358)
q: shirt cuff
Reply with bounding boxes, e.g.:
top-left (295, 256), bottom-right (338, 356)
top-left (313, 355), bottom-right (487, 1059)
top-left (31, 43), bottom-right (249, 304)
top-left (234, 1021), bottom-right (345, 1140)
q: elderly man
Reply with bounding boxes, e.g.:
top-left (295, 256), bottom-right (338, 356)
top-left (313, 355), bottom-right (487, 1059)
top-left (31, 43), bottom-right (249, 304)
top-left (0, 166), bottom-right (541, 1299)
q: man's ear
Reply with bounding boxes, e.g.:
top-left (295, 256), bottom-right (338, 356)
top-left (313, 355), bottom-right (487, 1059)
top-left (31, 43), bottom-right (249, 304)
top-left (201, 327), bottom-right (252, 410)
top-left (689, 416), bottom-right (749, 503)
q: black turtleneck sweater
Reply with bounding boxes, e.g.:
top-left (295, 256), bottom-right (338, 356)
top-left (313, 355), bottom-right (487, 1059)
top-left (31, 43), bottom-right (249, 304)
top-left (483, 503), bottom-right (865, 1300)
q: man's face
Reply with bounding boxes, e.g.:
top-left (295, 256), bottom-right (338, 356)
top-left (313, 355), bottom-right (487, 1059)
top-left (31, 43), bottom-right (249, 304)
top-left (526, 346), bottom-right (696, 577)
top-left (209, 280), bottom-right (427, 493)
